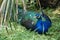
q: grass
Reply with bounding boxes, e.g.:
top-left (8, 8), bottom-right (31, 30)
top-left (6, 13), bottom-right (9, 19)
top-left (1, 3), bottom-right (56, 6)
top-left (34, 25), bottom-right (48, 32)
top-left (0, 7), bottom-right (60, 40)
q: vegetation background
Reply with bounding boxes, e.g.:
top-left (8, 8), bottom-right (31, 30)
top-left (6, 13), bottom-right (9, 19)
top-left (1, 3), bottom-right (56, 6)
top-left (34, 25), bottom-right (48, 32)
top-left (0, 0), bottom-right (60, 40)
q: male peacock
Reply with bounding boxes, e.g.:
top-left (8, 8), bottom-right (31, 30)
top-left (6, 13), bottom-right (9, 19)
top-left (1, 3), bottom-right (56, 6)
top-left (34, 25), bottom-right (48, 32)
top-left (18, 7), bottom-right (52, 34)
top-left (19, 10), bottom-right (52, 34)
top-left (18, 0), bottom-right (52, 34)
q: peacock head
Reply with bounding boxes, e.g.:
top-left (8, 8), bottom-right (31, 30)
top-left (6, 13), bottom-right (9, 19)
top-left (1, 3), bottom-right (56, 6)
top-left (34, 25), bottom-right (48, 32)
top-left (35, 13), bottom-right (41, 19)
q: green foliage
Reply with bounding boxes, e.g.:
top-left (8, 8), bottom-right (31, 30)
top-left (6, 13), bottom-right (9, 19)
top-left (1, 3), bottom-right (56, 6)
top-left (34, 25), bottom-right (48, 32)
top-left (0, 0), bottom-right (60, 40)
top-left (0, 8), bottom-right (60, 40)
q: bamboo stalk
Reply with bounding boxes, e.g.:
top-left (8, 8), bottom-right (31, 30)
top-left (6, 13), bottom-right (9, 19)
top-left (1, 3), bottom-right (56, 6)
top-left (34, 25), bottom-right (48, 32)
top-left (9, 0), bottom-right (14, 21)
top-left (8, 0), bottom-right (14, 31)
top-left (4, 0), bottom-right (10, 24)
top-left (37, 0), bottom-right (42, 11)
top-left (0, 0), bottom-right (7, 26)
top-left (16, 0), bottom-right (18, 21)
top-left (0, 0), bottom-right (7, 12)
top-left (21, 0), bottom-right (27, 13)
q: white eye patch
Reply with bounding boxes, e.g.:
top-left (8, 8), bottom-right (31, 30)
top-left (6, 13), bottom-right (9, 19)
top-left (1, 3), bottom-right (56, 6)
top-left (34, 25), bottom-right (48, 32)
top-left (38, 16), bottom-right (40, 18)
top-left (32, 21), bottom-right (34, 24)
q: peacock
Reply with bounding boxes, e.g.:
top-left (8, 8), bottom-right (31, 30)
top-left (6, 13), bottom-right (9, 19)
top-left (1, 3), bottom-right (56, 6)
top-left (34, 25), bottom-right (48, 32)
top-left (18, 6), bottom-right (52, 34)
top-left (18, 0), bottom-right (52, 34)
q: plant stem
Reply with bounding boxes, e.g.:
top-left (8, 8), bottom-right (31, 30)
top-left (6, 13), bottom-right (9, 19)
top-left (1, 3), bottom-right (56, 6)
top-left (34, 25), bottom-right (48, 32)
top-left (4, 0), bottom-right (10, 24)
